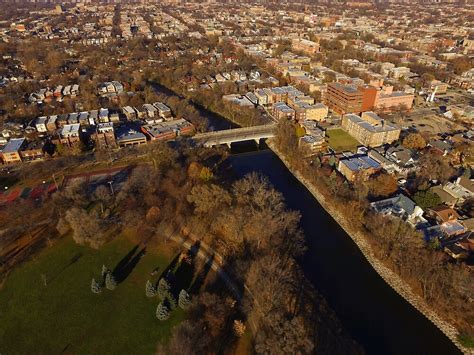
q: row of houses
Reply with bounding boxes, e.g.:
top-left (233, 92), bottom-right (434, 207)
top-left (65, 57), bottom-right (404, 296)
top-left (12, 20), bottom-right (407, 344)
top-left (1, 101), bottom-right (193, 164)
top-left (97, 81), bottom-right (124, 96)
top-left (28, 84), bottom-right (80, 103)
top-left (0, 117), bottom-right (195, 164)
top-left (33, 102), bottom-right (173, 133)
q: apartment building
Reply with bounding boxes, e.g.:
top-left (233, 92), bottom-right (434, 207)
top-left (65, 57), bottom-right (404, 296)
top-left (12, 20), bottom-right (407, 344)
top-left (328, 83), bottom-right (414, 114)
top-left (273, 102), bottom-right (296, 120)
top-left (291, 102), bottom-right (328, 121)
top-left (324, 82), bottom-right (364, 115)
top-left (341, 112), bottom-right (401, 147)
top-left (338, 154), bottom-right (381, 182)
top-left (292, 38), bottom-right (320, 55)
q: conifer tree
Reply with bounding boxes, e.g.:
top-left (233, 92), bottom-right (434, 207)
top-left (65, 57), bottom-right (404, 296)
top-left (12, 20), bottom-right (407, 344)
top-left (146, 280), bottom-right (157, 297)
top-left (102, 265), bottom-right (110, 278)
top-left (91, 278), bottom-right (102, 294)
top-left (157, 278), bottom-right (171, 300)
top-left (105, 272), bottom-right (117, 290)
top-left (156, 302), bottom-right (170, 321)
top-left (178, 289), bottom-right (191, 309)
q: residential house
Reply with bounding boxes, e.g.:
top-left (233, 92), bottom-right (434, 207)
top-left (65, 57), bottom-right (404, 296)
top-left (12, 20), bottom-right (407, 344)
top-left (442, 177), bottom-right (474, 204)
top-left (93, 122), bottom-right (117, 149)
top-left (427, 205), bottom-right (466, 238)
top-left (88, 110), bottom-right (98, 126)
top-left (370, 194), bottom-right (427, 227)
top-left (1, 138), bottom-right (26, 164)
top-left (153, 102), bottom-right (172, 120)
top-left (57, 124), bottom-right (81, 147)
top-left (20, 140), bottom-right (44, 161)
top-left (46, 116), bottom-right (58, 131)
top-left (99, 108), bottom-right (109, 123)
top-left (368, 148), bottom-right (398, 174)
top-left (122, 106), bottom-right (138, 121)
top-left (35, 116), bottom-right (48, 133)
top-left (385, 146), bottom-right (417, 175)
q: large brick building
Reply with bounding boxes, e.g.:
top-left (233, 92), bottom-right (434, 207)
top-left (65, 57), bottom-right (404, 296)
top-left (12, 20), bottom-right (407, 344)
top-left (341, 112), bottom-right (401, 147)
top-left (325, 83), bottom-right (414, 115)
top-left (324, 82), bottom-right (364, 115)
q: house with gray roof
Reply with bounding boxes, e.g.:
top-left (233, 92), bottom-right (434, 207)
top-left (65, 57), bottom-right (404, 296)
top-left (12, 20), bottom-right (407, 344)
top-left (370, 193), bottom-right (427, 227)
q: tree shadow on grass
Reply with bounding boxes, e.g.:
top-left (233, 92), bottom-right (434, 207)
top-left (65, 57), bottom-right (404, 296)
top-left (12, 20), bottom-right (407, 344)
top-left (112, 245), bottom-right (146, 284)
top-left (188, 253), bottom-right (214, 295)
top-left (172, 252), bottom-right (196, 296)
top-left (155, 252), bottom-right (181, 287)
top-left (47, 252), bottom-right (83, 284)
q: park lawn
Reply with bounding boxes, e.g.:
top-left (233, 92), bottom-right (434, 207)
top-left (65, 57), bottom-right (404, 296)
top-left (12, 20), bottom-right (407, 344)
top-left (326, 129), bottom-right (360, 153)
top-left (0, 235), bottom-right (185, 355)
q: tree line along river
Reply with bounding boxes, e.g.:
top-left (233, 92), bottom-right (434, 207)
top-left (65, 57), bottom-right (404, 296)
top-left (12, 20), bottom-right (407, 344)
top-left (153, 82), bottom-right (461, 355)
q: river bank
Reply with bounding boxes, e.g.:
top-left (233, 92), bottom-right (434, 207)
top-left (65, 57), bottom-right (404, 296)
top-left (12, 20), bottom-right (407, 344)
top-left (267, 140), bottom-right (471, 355)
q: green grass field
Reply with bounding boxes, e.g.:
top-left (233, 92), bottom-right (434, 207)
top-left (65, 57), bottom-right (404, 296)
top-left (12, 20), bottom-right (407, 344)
top-left (0, 236), bottom-right (185, 354)
top-left (326, 128), bottom-right (360, 153)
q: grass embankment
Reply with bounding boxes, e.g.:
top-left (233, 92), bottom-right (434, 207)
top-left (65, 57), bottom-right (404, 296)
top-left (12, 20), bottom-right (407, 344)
top-left (0, 235), bottom-right (185, 354)
top-left (326, 128), bottom-right (360, 153)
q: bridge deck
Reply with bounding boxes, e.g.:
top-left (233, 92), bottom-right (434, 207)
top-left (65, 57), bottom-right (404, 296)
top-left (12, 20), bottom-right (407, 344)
top-left (193, 124), bottom-right (276, 146)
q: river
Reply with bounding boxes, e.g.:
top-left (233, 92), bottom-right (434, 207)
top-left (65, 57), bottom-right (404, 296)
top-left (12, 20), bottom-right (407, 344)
top-left (227, 147), bottom-right (460, 355)
top-left (151, 81), bottom-right (460, 354)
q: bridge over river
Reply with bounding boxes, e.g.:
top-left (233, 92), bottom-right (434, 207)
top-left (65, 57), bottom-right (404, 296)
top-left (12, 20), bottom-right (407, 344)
top-left (193, 124), bottom-right (276, 147)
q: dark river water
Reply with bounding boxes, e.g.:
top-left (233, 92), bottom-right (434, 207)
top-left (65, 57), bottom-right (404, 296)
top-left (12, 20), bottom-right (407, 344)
top-left (151, 81), bottom-right (460, 355)
top-left (228, 147), bottom-right (460, 355)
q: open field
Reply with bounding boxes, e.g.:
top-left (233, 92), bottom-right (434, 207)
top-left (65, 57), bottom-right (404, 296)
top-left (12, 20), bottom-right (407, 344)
top-left (0, 235), bottom-right (186, 354)
top-left (326, 128), bottom-right (360, 153)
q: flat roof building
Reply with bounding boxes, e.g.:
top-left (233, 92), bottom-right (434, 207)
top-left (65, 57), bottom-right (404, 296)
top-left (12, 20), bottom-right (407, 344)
top-left (342, 112), bottom-right (401, 147)
top-left (325, 82), bottom-right (364, 116)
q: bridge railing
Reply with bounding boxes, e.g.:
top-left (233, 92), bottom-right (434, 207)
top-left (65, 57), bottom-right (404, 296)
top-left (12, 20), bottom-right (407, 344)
top-left (194, 124), bottom-right (276, 139)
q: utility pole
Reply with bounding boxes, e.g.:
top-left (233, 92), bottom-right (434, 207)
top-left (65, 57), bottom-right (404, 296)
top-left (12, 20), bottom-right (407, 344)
top-left (108, 180), bottom-right (114, 196)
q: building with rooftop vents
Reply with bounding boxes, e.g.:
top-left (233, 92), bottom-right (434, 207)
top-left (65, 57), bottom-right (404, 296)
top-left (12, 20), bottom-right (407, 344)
top-left (342, 112), bottom-right (401, 147)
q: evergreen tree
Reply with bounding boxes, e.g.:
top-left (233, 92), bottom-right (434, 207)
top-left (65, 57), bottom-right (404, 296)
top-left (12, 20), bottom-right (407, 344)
top-left (178, 289), bottom-right (191, 310)
top-left (146, 280), bottom-right (157, 297)
top-left (102, 264), bottom-right (110, 278)
top-left (156, 302), bottom-right (170, 321)
top-left (105, 272), bottom-right (117, 290)
top-left (91, 278), bottom-right (102, 294)
top-left (157, 278), bottom-right (171, 300)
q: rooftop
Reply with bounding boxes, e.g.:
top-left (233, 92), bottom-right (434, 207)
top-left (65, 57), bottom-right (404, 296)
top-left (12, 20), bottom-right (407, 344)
top-left (2, 138), bottom-right (25, 153)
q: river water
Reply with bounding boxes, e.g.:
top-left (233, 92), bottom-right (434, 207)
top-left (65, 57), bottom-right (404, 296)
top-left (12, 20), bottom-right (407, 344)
top-left (151, 81), bottom-right (460, 354)
top-left (228, 147), bottom-right (460, 355)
